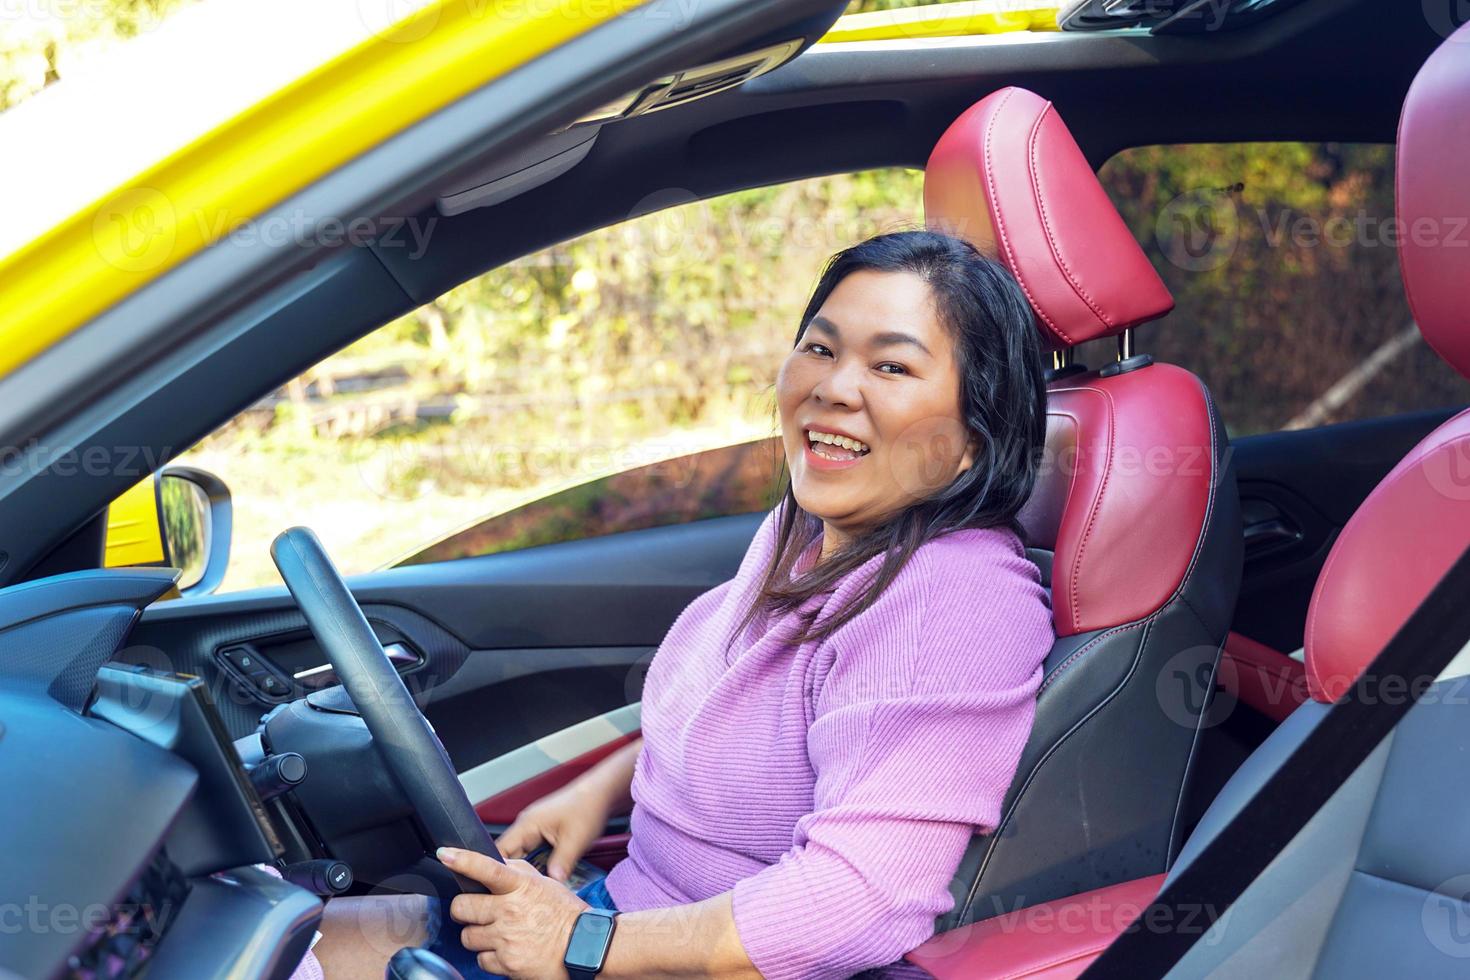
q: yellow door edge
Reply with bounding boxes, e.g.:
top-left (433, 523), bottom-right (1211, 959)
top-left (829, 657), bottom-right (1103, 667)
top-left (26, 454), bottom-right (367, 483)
top-left (0, 0), bottom-right (645, 381)
top-left (819, 1), bottom-right (1060, 44)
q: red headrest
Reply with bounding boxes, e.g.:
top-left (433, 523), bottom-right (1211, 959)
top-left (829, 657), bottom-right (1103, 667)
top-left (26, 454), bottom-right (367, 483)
top-left (924, 87), bottom-right (1174, 350)
top-left (1396, 22), bottom-right (1470, 378)
top-left (1304, 24), bottom-right (1470, 702)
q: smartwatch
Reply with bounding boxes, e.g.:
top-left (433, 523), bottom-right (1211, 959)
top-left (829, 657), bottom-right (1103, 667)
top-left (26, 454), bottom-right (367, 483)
top-left (564, 907), bottom-right (618, 979)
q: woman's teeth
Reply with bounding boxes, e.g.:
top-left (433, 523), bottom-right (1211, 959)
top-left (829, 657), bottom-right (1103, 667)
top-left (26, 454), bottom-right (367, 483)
top-left (807, 430), bottom-right (869, 460)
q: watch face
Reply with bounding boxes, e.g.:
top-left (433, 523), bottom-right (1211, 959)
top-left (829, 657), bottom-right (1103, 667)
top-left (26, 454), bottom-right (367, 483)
top-left (566, 911), bottom-right (615, 971)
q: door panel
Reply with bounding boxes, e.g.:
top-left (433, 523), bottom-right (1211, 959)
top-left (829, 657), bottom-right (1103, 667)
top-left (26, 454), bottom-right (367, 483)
top-left (125, 513), bottom-right (764, 778)
top-left (1230, 406), bottom-right (1460, 653)
top-left (1176, 407), bottom-right (1460, 836)
top-left (464, 703), bottom-right (642, 823)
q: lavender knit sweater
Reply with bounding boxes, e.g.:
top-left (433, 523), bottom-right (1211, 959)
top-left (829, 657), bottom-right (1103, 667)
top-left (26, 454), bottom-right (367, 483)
top-left (603, 508), bottom-right (1052, 979)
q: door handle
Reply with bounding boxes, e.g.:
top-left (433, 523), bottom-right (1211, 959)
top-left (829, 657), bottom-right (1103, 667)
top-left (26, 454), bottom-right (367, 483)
top-left (1243, 517), bottom-right (1301, 557)
top-left (294, 642), bottom-right (422, 689)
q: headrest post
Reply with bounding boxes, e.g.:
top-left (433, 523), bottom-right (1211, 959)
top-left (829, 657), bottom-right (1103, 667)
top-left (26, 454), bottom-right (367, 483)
top-left (1117, 329), bottom-right (1135, 362)
top-left (1052, 348), bottom-right (1075, 371)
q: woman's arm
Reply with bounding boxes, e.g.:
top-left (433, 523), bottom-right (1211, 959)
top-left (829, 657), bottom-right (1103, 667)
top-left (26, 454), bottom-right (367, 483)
top-left (441, 848), bottom-right (761, 979)
top-left (600, 891), bottom-right (760, 980)
top-left (495, 737), bottom-right (643, 880)
top-left (581, 737), bottom-right (641, 817)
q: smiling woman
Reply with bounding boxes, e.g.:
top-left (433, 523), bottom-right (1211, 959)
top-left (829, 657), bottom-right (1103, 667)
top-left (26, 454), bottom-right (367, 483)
top-left (761, 230), bottom-right (1048, 644)
top-left (309, 229), bottom-right (1054, 980)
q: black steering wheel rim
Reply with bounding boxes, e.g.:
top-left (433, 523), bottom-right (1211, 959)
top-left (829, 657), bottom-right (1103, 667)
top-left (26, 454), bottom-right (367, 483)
top-left (271, 526), bottom-right (502, 891)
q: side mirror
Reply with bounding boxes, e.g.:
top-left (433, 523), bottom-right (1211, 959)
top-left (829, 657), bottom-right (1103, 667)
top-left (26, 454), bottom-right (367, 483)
top-left (104, 466), bottom-right (232, 596)
top-left (158, 466), bottom-right (232, 595)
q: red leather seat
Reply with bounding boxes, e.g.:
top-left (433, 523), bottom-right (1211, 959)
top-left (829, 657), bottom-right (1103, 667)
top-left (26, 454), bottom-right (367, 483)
top-left (909, 23), bottom-right (1470, 978)
top-left (922, 87), bottom-right (1243, 930)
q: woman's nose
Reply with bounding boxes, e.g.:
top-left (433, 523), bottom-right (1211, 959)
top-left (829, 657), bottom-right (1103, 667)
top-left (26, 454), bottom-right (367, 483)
top-left (812, 359), bottom-right (863, 409)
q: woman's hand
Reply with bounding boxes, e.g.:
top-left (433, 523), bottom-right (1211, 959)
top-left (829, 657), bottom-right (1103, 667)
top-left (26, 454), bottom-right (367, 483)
top-left (440, 846), bottom-right (589, 979)
top-left (496, 778), bottom-right (615, 883)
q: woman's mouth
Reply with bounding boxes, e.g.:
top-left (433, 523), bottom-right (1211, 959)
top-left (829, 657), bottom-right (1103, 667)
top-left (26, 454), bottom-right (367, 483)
top-left (804, 429), bottom-right (870, 469)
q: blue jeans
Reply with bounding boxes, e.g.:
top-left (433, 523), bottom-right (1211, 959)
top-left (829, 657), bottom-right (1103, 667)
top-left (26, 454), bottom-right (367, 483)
top-left (427, 876), bottom-right (617, 979)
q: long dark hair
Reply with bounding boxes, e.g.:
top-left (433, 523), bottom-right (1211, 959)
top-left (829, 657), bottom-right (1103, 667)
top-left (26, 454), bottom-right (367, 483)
top-left (740, 230), bottom-right (1047, 647)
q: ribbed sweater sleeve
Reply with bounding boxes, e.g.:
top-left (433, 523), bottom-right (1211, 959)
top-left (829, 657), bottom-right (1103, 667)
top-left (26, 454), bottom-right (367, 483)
top-left (729, 535), bottom-right (1050, 979)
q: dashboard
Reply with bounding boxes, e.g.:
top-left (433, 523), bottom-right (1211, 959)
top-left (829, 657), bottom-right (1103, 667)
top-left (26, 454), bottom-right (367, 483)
top-left (0, 568), bottom-right (320, 979)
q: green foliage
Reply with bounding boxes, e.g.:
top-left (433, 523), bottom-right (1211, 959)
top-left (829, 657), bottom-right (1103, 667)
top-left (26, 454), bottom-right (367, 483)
top-left (0, 0), bottom-right (197, 111)
top-left (1099, 142), bottom-right (1466, 436)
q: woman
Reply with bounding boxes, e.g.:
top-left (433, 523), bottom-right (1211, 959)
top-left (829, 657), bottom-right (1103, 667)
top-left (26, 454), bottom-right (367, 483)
top-left (314, 230), bottom-right (1052, 979)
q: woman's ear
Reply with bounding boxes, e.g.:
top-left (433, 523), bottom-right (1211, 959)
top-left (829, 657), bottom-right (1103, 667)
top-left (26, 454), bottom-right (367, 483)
top-left (958, 438), bottom-right (976, 475)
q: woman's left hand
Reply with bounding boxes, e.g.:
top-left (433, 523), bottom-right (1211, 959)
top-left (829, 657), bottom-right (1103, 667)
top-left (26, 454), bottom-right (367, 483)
top-left (439, 846), bottom-right (590, 979)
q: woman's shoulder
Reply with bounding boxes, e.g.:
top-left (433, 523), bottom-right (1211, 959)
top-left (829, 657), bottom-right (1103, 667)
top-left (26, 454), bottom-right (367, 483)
top-left (818, 525), bottom-right (1052, 703)
top-left (827, 524), bottom-right (1050, 646)
top-left (904, 525), bottom-right (1045, 601)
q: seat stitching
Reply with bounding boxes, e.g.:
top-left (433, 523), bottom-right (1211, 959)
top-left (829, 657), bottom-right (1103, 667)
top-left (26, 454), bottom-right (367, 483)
top-left (982, 89), bottom-right (1073, 346)
top-left (1062, 385), bottom-right (1115, 631)
top-left (989, 941), bottom-right (1114, 980)
top-left (1029, 103), bottom-right (1111, 332)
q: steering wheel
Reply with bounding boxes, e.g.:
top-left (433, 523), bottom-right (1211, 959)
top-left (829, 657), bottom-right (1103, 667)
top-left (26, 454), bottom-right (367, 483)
top-left (270, 526), bottom-right (503, 893)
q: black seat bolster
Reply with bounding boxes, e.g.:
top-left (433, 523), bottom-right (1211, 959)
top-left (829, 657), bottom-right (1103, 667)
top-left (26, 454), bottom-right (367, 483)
top-left (938, 379), bottom-right (1243, 931)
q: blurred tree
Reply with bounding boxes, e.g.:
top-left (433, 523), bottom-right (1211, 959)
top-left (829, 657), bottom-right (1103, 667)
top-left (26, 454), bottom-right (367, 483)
top-left (0, 0), bottom-right (197, 111)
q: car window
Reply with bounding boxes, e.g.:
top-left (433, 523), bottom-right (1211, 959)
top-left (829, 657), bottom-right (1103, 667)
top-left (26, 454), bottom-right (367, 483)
top-left (397, 438), bottom-right (782, 566)
top-left (172, 168), bottom-right (923, 593)
top-left (1094, 141), bottom-right (1469, 437)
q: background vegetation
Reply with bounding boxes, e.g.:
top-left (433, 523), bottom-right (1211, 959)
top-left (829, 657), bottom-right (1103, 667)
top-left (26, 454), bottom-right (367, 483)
top-left (5, 0), bottom-right (1465, 590)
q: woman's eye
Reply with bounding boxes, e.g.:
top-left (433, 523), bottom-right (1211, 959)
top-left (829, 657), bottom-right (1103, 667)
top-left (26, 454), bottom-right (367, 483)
top-left (804, 343), bottom-right (833, 357)
top-left (876, 363), bottom-right (908, 375)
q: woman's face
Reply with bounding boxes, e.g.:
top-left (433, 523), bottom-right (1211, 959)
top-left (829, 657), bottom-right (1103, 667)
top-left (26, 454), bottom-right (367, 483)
top-left (777, 268), bottom-right (975, 539)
